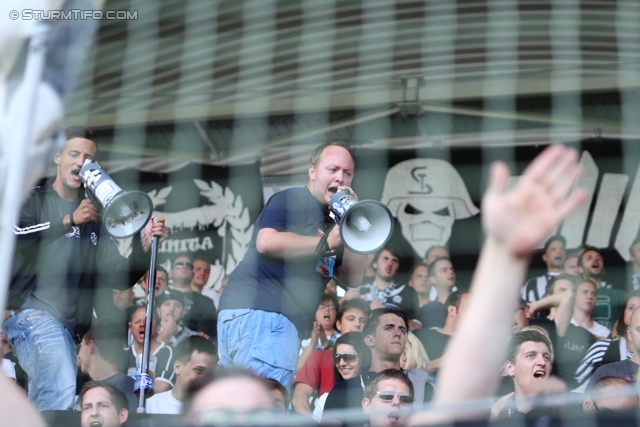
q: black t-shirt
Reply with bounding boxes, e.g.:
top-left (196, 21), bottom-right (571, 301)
top-left (323, 372), bottom-right (373, 418)
top-left (418, 301), bottom-right (446, 329)
top-left (104, 372), bottom-right (135, 395)
top-left (555, 324), bottom-right (595, 389)
top-left (414, 328), bottom-right (450, 361)
top-left (219, 187), bottom-right (336, 337)
top-left (178, 290), bottom-right (217, 338)
top-left (529, 317), bottom-right (558, 345)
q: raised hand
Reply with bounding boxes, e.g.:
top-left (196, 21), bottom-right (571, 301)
top-left (481, 145), bottom-right (587, 258)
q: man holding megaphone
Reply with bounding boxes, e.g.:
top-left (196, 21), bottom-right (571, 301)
top-left (3, 126), bottom-right (168, 411)
top-left (218, 141), bottom-right (367, 393)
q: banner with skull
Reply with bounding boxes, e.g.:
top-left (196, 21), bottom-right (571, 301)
top-left (352, 140), bottom-right (640, 290)
top-left (109, 161), bottom-right (263, 292)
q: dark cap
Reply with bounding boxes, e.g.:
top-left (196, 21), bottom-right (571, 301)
top-left (155, 289), bottom-right (185, 307)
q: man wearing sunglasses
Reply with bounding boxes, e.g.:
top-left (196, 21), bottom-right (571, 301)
top-left (217, 142), bottom-right (366, 393)
top-left (323, 308), bottom-right (435, 422)
top-left (170, 255), bottom-right (217, 341)
top-left (362, 369), bottom-right (414, 427)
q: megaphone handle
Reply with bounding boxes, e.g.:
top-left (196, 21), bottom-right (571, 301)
top-left (314, 223), bottom-right (336, 258)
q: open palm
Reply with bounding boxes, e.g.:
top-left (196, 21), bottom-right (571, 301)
top-left (481, 145), bottom-right (587, 257)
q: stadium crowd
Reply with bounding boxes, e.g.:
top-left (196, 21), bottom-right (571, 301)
top-left (3, 131), bottom-right (640, 427)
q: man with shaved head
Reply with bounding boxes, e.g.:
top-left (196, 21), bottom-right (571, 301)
top-left (218, 141), bottom-right (365, 392)
top-left (583, 376), bottom-right (638, 413)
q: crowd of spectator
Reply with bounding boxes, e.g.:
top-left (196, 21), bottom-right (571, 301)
top-left (3, 136), bottom-right (640, 427)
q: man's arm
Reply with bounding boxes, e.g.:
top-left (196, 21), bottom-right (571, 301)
top-left (98, 217), bottom-right (168, 291)
top-left (258, 220), bottom-right (365, 286)
top-left (13, 195), bottom-right (98, 251)
top-left (292, 383), bottom-right (314, 415)
top-left (411, 146), bottom-right (586, 423)
top-left (529, 290), bottom-right (576, 337)
top-left (333, 247), bottom-right (365, 288)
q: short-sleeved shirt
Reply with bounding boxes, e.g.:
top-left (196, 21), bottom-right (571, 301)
top-left (145, 390), bottom-right (182, 414)
top-left (103, 372), bottom-right (135, 395)
top-left (555, 324), bottom-right (595, 389)
top-left (587, 358), bottom-right (639, 387)
top-left (414, 328), bottom-right (450, 361)
top-left (418, 301), bottom-right (446, 329)
top-left (294, 349), bottom-right (335, 396)
top-left (219, 187), bottom-right (337, 337)
top-left (359, 281), bottom-right (420, 321)
top-left (177, 290), bottom-right (217, 338)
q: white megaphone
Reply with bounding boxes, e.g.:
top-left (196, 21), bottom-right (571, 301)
top-left (328, 190), bottom-right (394, 254)
top-left (80, 159), bottom-right (153, 238)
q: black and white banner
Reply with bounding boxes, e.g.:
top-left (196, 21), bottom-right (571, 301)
top-left (110, 161), bottom-right (263, 290)
top-left (352, 139), bottom-right (640, 289)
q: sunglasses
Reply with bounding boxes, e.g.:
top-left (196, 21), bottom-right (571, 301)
top-left (374, 391), bottom-right (415, 405)
top-left (334, 353), bottom-right (358, 363)
top-left (174, 262), bottom-right (193, 269)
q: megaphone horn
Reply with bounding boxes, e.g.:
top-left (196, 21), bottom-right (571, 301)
top-left (80, 159), bottom-right (153, 239)
top-left (329, 190), bottom-right (394, 255)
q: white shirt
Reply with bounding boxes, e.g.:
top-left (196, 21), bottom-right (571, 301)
top-left (145, 390), bottom-right (182, 414)
top-left (1, 359), bottom-right (15, 380)
top-left (429, 285), bottom-right (458, 302)
top-left (570, 319), bottom-right (611, 338)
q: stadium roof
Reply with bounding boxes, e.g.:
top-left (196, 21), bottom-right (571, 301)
top-left (64, 0), bottom-right (640, 173)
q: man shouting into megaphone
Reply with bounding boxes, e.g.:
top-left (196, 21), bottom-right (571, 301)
top-left (4, 126), bottom-right (168, 411)
top-left (218, 141), bottom-right (366, 393)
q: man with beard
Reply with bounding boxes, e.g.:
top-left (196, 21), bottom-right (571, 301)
top-left (579, 246), bottom-right (625, 331)
top-left (521, 235), bottom-right (566, 306)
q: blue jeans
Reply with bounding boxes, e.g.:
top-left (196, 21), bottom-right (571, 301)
top-left (217, 309), bottom-right (299, 393)
top-left (2, 309), bottom-right (77, 410)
